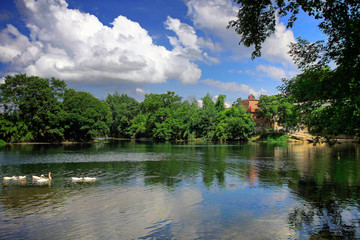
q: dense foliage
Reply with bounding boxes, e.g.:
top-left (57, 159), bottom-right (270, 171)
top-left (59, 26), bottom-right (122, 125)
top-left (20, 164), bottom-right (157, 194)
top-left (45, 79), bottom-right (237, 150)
top-left (0, 74), bottom-right (66, 142)
top-left (106, 92), bottom-right (140, 138)
top-left (0, 74), bottom-right (256, 142)
top-left (279, 67), bottom-right (360, 138)
top-left (0, 74), bottom-right (112, 142)
top-left (230, 0), bottom-right (359, 138)
top-left (63, 89), bottom-right (112, 142)
top-left (257, 94), bottom-right (299, 131)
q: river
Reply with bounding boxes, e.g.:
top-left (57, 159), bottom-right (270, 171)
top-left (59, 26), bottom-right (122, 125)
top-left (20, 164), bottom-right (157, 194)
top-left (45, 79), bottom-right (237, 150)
top-left (0, 141), bottom-right (359, 239)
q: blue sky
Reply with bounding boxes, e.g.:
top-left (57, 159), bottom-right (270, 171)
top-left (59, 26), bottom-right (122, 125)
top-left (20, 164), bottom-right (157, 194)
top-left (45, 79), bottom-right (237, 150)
top-left (0, 0), bottom-right (325, 105)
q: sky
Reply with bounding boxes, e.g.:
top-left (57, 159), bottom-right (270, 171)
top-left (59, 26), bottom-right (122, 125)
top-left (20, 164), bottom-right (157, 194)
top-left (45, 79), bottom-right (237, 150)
top-left (0, 0), bottom-right (325, 105)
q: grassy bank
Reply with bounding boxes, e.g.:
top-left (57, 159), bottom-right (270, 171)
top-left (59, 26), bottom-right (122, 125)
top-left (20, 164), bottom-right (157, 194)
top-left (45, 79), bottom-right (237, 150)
top-left (252, 132), bottom-right (290, 142)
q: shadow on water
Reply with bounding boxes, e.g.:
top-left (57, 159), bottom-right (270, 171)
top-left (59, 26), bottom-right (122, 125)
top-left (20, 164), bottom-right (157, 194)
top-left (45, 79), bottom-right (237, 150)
top-left (0, 141), bottom-right (359, 239)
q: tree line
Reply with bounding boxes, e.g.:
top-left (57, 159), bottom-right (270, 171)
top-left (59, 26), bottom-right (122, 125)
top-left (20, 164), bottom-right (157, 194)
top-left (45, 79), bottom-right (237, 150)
top-left (2, 72), bottom-right (351, 144)
top-left (0, 74), bottom-right (258, 143)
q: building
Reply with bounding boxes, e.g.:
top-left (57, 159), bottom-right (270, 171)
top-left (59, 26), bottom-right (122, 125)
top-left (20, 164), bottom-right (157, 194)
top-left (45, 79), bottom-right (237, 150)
top-left (240, 94), bottom-right (266, 125)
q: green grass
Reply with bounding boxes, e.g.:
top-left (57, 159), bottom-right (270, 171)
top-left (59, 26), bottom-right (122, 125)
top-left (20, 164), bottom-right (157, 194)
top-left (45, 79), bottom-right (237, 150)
top-left (258, 132), bottom-right (290, 142)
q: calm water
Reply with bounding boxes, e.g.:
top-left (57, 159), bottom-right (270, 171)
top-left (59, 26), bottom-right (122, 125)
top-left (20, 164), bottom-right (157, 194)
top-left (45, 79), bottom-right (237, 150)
top-left (0, 141), bottom-right (360, 239)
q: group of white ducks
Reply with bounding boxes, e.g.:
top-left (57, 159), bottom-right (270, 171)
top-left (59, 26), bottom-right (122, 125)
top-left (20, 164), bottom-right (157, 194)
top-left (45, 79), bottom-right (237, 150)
top-left (3, 172), bottom-right (96, 183)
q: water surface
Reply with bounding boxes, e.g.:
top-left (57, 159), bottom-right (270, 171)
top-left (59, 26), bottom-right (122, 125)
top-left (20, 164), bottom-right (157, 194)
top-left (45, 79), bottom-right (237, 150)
top-left (1, 141), bottom-right (360, 239)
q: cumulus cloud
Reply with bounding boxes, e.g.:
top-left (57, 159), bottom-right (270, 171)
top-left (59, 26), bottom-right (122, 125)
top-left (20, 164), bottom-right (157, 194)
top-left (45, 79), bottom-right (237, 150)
top-left (186, 0), bottom-right (251, 57)
top-left (0, 0), bottom-right (201, 85)
top-left (262, 21), bottom-right (297, 66)
top-left (186, 0), bottom-right (297, 66)
top-left (165, 16), bottom-right (219, 64)
top-left (201, 78), bottom-right (269, 98)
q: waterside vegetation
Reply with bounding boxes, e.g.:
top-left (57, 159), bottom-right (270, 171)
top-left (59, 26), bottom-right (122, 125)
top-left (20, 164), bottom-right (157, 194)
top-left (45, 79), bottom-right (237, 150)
top-left (0, 73), bottom-right (357, 144)
top-left (0, 74), bottom-right (257, 143)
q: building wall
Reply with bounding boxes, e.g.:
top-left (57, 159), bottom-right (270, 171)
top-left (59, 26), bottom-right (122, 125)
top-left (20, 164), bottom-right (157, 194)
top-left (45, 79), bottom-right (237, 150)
top-left (241, 99), bottom-right (267, 125)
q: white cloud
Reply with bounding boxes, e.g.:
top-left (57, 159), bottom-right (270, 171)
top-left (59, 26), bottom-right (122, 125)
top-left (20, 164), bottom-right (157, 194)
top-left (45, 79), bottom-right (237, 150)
top-left (186, 0), bottom-right (297, 66)
top-left (201, 78), bottom-right (269, 98)
top-left (262, 21), bottom-right (297, 66)
top-left (200, 79), bottom-right (269, 97)
top-left (186, 0), bottom-right (251, 57)
top-left (136, 88), bottom-right (149, 96)
top-left (0, 0), bottom-right (202, 85)
top-left (256, 65), bottom-right (287, 81)
top-left (249, 88), bottom-right (270, 99)
top-left (224, 101), bottom-right (231, 108)
top-left (165, 16), bottom-right (219, 64)
top-left (202, 79), bottom-right (250, 93)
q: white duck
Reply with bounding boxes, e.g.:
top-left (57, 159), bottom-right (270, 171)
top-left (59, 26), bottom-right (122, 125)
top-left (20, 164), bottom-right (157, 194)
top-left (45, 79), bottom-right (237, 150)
top-left (32, 174), bottom-right (45, 180)
top-left (71, 177), bottom-right (83, 182)
top-left (71, 177), bottom-right (96, 182)
top-left (3, 176), bottom-right (16, 181)
top-left (83, 177), bottom-right (96, 182)
top-left (3, 176), bottom-right (27, 181)
top-left (35, 172), bottom-right (51, 183)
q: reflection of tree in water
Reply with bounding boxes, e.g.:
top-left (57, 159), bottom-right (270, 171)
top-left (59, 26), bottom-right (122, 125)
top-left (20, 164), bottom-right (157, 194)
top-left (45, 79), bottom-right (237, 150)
top-left (288, 180), bottom-right (360, 239)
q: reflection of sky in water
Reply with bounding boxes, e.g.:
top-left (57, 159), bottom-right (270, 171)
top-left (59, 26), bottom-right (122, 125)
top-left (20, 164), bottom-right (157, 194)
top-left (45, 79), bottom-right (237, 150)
top-left (0, 142), bottom-right (360, 239)
top-left (0, 178), bottom-right (297, 239)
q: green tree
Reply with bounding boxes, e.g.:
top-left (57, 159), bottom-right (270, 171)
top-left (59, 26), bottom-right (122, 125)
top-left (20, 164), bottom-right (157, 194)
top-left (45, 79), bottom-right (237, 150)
top-left (129, 91), bottom-right (190, 141)
top-left (215, 94), bottom-right (226, 112)
top-left (0, 74), bottom-right (66, 142)
top-left (280, 68), bottom-right (359, 137)
top-left (191, 93), bottom-right (219, 140)
top-left (257, 94), bottom-right (299, 130)
top-left (0, 116), bottom-right (33, 142)
top-left (215, 106), bottom-right (255, 141)
top-left (129, 113), bottom-right (147, 138)
top-left (106, 92), bottom-right (139, 138)
top-left (232, 97), bottom-right (242, 107)
top-left (63, 89), bottom-right (112, 141)
top-left (229, 0), bottom-right (360, 138)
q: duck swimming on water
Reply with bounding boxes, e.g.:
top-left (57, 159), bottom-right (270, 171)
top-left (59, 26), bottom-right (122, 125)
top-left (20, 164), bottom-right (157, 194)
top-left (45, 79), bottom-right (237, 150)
top-left (83, 177), bottom-right (96, 182)
top-left (3, 176), bottom-right (16, 181)
top-left (3, 176), bottom-right (26, 181)
top-left (35, 172), bottom-right (51, 183)
top-left (71, 177), bottom-right (83, 182)
top-left (71, 177), bottom-right (96, 182)
top-left (32, 174), bottom-right (45, 180)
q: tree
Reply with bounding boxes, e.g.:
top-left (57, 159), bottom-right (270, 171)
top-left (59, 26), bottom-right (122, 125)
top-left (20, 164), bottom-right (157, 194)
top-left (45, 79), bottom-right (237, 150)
top-left (215, 94), bottom-right (226, 112)
top-left (63, 89), bottom-right (112, 141)
top-left (279, 68), bottom-right (359, 137)
top-left (129, 91), bottom-right (190, 141)
top-left (229, 0), bottom-right (360, 138)
top-left (232, 97), bottom-right (242, 107)
top-left (215, 106), bottom-right (255, 141)
top-left (229, 0), bottom-right (359, 64)
top-left (0, 74), bottom-right (66, 142)
top-left (106, 92), bottom-right (139, 138)
top-left (257, 94), bottom-right (299, 131)
top-left (191, 93), bottom-right (219, 140)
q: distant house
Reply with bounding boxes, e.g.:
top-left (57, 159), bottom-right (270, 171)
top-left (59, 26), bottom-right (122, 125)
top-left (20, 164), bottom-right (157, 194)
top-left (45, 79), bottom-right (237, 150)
top-left (240, 94), bottom-right (266, 125)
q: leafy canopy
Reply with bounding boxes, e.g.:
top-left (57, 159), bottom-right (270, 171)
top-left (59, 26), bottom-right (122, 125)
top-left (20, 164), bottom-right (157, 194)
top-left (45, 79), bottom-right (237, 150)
top-left (230, 0), bottom-right (360, 138)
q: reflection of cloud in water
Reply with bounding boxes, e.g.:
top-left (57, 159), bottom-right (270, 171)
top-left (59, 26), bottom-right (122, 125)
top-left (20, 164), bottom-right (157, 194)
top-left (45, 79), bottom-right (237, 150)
top-left (44, 185), bottom-right (204, 239)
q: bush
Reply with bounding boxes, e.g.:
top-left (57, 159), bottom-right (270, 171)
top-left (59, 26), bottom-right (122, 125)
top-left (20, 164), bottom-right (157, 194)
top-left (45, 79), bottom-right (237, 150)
top-left (258, 132), bottom-right (289, 142)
